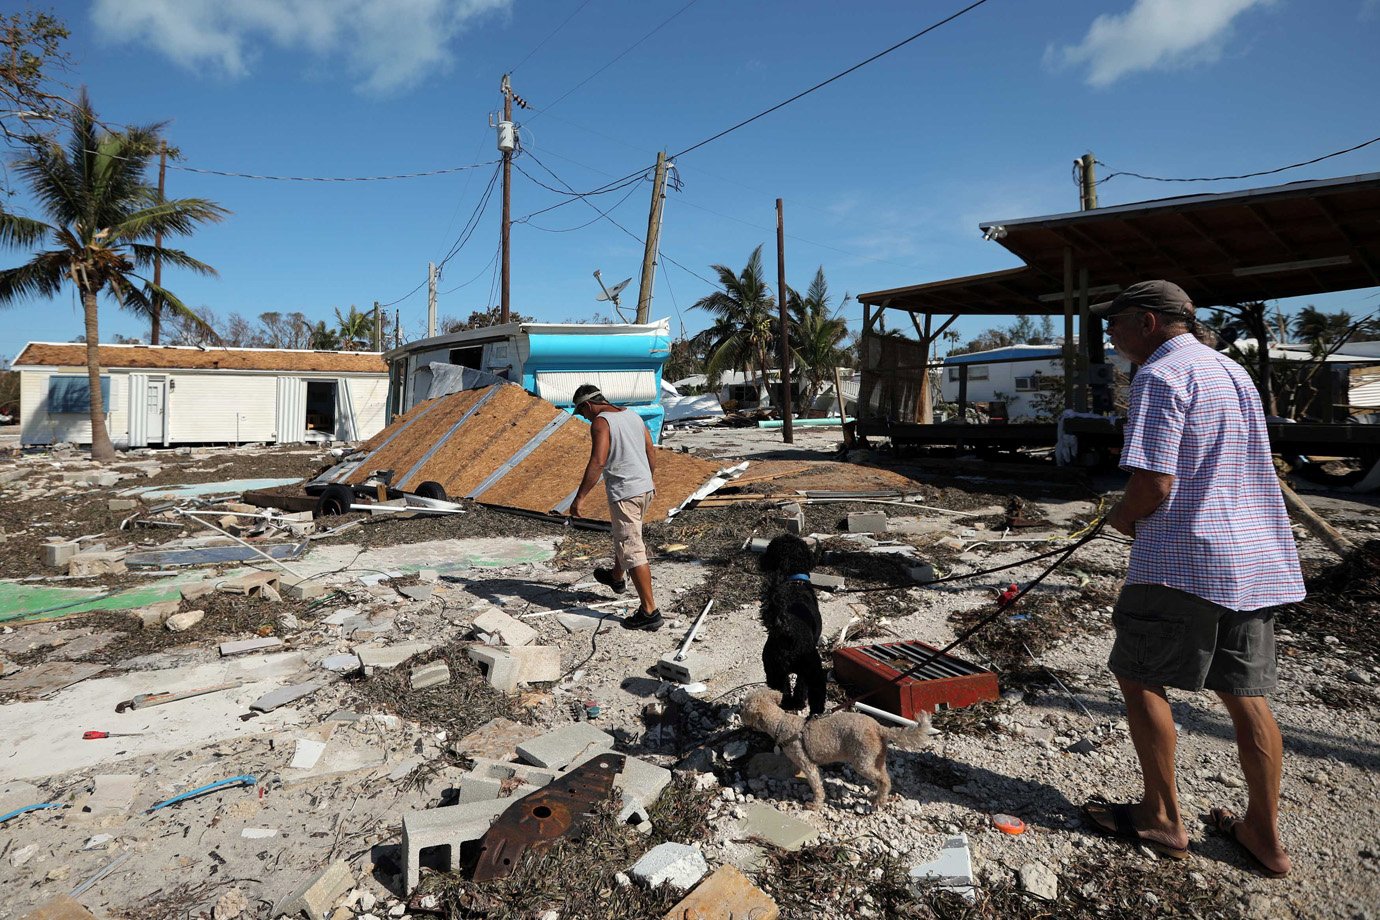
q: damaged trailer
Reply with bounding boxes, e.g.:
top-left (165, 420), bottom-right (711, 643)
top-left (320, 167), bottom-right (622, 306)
top-left (304, 374), bottom-right (734, 524)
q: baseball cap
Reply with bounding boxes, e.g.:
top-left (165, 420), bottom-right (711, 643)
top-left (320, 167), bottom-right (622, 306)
top-left (1090, 280), bottom-right (1195, 319)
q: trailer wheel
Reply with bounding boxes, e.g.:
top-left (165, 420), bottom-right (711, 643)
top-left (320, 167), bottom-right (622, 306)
top-left (314, 484), bottom-right (354, 518)
top-left (415, 481), bottom-right (448, 502)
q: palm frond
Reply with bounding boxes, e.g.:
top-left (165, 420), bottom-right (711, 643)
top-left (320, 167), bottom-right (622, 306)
top-left (110, 197), bottom-right (229, 243)
top-left (0, 210), bottom-right (53, 249)
top-left (128, 243), bottom-right (219, 276)
top-left (0, 253), bottom-right (67, 305)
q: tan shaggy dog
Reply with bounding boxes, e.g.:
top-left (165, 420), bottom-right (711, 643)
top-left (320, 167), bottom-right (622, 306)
top-left (739, 689), bottom-right (932, 810)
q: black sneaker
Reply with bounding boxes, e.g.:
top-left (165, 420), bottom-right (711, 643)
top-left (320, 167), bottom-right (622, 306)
top-left (620, 608), bottom-right (663, 631)
top-left (593, 567), bottom-right (627, 594)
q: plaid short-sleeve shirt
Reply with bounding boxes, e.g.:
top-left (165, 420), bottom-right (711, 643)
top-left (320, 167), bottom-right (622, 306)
top-left (1121, 334), bottom-right (1304, 611)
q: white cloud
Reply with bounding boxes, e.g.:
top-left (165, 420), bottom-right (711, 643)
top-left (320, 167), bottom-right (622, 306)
top-left (91, 0), bottom-right (513, 95)
top-left (1047, 0), bottom-right (1273, 87)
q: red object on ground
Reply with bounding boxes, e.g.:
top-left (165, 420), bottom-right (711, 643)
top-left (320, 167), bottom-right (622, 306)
top-left (991, 813), bottom-right (1026, 835)
top-left (832, 640), bottom-right (1000, 721)
top-left (997, 583), bottom-right (1020, 607)
top-left (82, 730), bottom-right (142, 739)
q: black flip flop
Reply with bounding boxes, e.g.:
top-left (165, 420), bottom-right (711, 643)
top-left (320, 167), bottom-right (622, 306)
top-left (1082, 800), bottom-right (1190, 860)
top-left (1208, 807), bottom-right (1289, 878)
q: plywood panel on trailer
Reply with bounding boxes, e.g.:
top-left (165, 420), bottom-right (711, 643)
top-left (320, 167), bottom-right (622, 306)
top-left (344, 388), bottom-right (486, 484)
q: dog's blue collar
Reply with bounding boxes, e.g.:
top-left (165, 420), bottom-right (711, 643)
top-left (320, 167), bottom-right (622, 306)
top-left (787, 573), bottom-right (811, 582)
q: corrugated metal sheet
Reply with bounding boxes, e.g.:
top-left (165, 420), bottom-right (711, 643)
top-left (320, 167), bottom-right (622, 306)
top-left (347, 382), bottom-right (721, 523)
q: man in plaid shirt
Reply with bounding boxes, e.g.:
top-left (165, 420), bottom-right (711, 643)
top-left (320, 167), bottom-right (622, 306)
top-left (1083, 281), bottom-right (1304, 877)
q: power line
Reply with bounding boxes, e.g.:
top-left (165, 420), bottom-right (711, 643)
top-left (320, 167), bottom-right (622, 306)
top-left (519, 178), bottom-right (645, 232)
top-left (509, 0), bottom-right (595, 74)
top-left (527, 0), bottom-right (703, 119)
top-left (670, 0), bottom-right (993, 159)
top-left (440, 243), bottom-right (502, 295)
top-left (159, 159), bottom-right (501, 183)
top-left (1098, 134), bottom-right (1380, 185)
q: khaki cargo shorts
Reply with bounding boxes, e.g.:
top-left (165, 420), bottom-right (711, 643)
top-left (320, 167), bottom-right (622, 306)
top-left (609, 491), bottom-right (654, 571)
top-left (1108, 584), bottom-right (1278, 696)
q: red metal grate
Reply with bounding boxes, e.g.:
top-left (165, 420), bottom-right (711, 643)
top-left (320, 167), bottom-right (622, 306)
top-left (833, 640), bottom-right (999, 721)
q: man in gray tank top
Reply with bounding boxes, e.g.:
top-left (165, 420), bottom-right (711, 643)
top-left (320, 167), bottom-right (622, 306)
top-left (569, 384), bottom-right (661, 630)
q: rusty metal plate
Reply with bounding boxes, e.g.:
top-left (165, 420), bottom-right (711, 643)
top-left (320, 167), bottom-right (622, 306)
top-left (470, 752), bottom-right (625, 882)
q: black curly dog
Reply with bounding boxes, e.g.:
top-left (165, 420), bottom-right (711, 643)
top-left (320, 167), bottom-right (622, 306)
top-left (758, 533), bottom-right (827, 715)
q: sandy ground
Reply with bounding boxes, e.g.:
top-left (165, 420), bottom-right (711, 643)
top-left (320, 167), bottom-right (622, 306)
top-left (0, 431), bottom-right (1377, 919)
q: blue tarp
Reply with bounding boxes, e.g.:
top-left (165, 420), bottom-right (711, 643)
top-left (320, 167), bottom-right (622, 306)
top-left (48, 375), bottom-right (110, 413)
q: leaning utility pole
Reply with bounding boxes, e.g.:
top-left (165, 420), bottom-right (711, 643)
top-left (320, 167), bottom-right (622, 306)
top-left (427, 262), bottom-right (438, 338)
top-left (150, 140), bottom-right (168, 344)
top-left (499, 74), bottom-right (515, 323)
top-left (635, 151), bottom-right (669, 324)
top-left (776, 198), bottom-right (794, 444)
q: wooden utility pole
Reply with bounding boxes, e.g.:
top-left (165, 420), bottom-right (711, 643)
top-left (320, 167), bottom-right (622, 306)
top-left (635, 151), bottom-right (669, 324)
top-left (372, 300), bottom-right (382, 351)
top-left (427, 262), bottom-right (437, 338)
top-left (1077, 153), bottom-right (1098, 211)
top-left (394, 310), bottom-right (401, 349)
top-left (499, 74), bottom-right (514, 323)
top-left (776, 198), bottom-right (794, 443)
top-left (150, 140), bottom-right (168, 344)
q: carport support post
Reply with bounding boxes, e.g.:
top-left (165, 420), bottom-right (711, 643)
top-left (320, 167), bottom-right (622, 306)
top-left (1062, 247), bottom-right (1075, 412)
top-left (1076, 267), bottom-right (1090, 412)
top-left (776, 198), bottom-right (794, 443)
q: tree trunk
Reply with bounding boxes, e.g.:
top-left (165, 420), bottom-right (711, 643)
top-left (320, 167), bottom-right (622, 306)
top-left (755, 342), bottom-right (771, 409)
top-left (83, 288), bottom-right (118, 462)
top-left (150, 302), bottom-right (161, 345)
top-left (1248, 307), bottom-right (1275, 416)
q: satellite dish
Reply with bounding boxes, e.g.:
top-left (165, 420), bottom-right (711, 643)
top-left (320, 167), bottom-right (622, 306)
top-left (596, 278), bottom-right (632, 302)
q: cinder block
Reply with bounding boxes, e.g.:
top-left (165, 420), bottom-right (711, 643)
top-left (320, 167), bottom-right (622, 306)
top-left (747, 537), bottom-right (770, 554)
top-left (218, 571), bottom-right (280, 595)
top-left (808, 573), bottom-right (844, 591)
top-left (453, 775), bottom-right (504, 804)
top-left (466, 756), bottom-right (556, 788)
top-left (907, 562), bottom-right (936, 584)
top-left (629, 842), bottom-right (708, 891)
top-left (516, 723), bottom-right (613, 770)
top-left (471, 608), bottom-right (538, 647)
top-left (846, 511), bottom-right (889, 533)
top-left (410, 661), bottom-right (451, 690)
top-left (737, 802), bottom-right (818, 851)
top-left (909, 833), bottom-right (975, 901)
top-left (274, 859), bottom-right (354, 920)
top-left (282, 578), bottom-right (327, 600)
top-left (108, 498), bottom-right (139, 512)
top-left (41, 541), bottom-right (80, 568)
top-left (67, 551), bottom-right (126, 577)
top-left (662, 865), bottom-right (779, 920)
top-left (468, 645), bottom-right (521, 692)
top-left (354, 641), bottom-right (434, 672)
top-left (401, 799), bottom-right (510, 893)
top-left (399, 584), bottom-right (433, 602)
top-left (656, 651), bottom-right (721, 684)
top-left (511, 644), bottom-right (561, 684)
top-left (220, 637), bottom-right (284, 657)
top-left (776, 502), bottom-right (804, 534)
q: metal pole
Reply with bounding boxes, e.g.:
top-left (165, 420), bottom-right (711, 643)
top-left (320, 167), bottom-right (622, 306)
top-left (500, 74), bottom-right (513, 323)
top-left (776, 198), bottom-right (794, 443)
top-left (427, 262), bottom-right (437, 338)
top-left (1077, 267), bottom-right (1090, 412)
top-left (1062, 246), bottom-right (1075, 411)
top-left (636, 151), bottom-right (668, 324)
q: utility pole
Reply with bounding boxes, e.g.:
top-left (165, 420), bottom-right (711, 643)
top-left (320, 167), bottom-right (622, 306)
top-left (427, 262), bottom-right (437, 338)
top-left (776, 198), bottom-right (794, 444)
top-left (150, 140), bottom-right (168, 344)
top-left (372, 300), bottom-right (382, 351)
top-left (499, 74), bottom-right (515, 323)
top-left (394, 310), bottom-right (401, 349)
top-left (1076, 152), bottom-right (1105, 412)
top-left (635, 151), bottom-right (669, 324)
top-left (1076, 152), bottom-right (1098, 211)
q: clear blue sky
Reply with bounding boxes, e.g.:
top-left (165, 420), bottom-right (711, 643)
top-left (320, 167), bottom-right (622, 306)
top-left (2, 0), bottom-right (1378, 361)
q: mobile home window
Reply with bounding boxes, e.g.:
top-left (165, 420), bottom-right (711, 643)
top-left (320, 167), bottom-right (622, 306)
top-left (48, 375), bottom-right (111, 413)
top-left (966, 365), bottom-right (988, 381)
top-left (1015, 376), bottom-right (1037, 392)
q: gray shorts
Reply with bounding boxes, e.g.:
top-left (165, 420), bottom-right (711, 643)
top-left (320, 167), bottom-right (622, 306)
top-left (1108, 584), bottom-right (1277, 696)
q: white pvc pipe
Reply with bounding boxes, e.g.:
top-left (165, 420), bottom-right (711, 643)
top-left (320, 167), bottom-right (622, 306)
top-left (178, 510), bottom-right (309, 580)
top-left (675, 598), bottom-right (714, 660)
top-left (853, 701), bottom-right (919, 728)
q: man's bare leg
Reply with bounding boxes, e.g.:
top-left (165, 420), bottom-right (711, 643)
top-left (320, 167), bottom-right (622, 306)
top-left (1113, 676), bottom-right (1190, 850)
top-left (627, 563), bottom-right (656, 613)
top-left (1214, 692), bottom-right (1290, 875)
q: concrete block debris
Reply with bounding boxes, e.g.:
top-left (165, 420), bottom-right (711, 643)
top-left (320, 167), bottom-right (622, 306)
top-left (776, 502), bottom-right (804, 534)
top-left (164, 609), bottom-right (205, 632)
top-left (129, 599), bottom-right (181, 630)
top-left (662, 865), bottom-right (779, 920)
top-left (510, 644), bottom-right (561, 683)
top-left (466, 756), bottom-right (556, 789)
top-left (289, 738), bottom-right (328, 771)
top-left (67, 550), bottom-right (126, 577)
top-left (319, 654), bottom-right (362, 673)
top-left (629, 842), bottom-right (708, 891)
top-left (808, 573), bottom-right (845, 591)
top-left (451, 717), bottom-right (537, 761)
top-left (747, 537), bottom-right (770, 553)
top-left (907, 562), bottom-right (937, 584)
top-left (472, 608), bottom-right (538, 647)
top-left (613, 756), bottom-right (672, 823)
top-left (41, 540), bottom-right (80, 568)
top-left (220, 637), bottom-right (284, 657)
top-left (454, 775), bottom-right (504, 804)
top-left (410, 661), bottom-right (451, 690)
top-left (282, 578), bottom-right (326, 600)
top-left (468, 645), bottom-right (521, 692)
top-left (108, 498), bottom-right (140, 512)
top-left (1019, 861), bottom-right (1058, 901)
top-left (249, 681), bottom-right (324, 713)
top-left (19, 895), bottom-right (99, 920)
top-left (737, 802), bottom-right (819, 851)
top-left (909, 834), bottom-right (976, 901)
top-left (656, 650), bottom-right (721, 684)
top-left (399, 584), bottom-right (434, 602)
top-left (354, 641), bottom-right (435, 673)
top-left (846, 511), bottom-right (889, 533)
top-left (274, 859), bottom-right (354, 920)
top-left (516, 723), bottom-right (614, 770)
top-left (401, 799), bottom-right (510, 893)
top-left (80, 774), bottom-right (137, 816)
top-left (218, 571), bottom-right (280, 596)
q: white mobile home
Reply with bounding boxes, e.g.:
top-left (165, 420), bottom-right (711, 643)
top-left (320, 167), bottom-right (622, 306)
top-left (15, 343), bottom-right (388, 448)
top-left (939, 344), bottom-right (1065, 421)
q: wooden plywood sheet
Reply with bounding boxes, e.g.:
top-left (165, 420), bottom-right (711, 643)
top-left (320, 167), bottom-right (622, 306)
top-left (346, 384), bottom-right (722, 523)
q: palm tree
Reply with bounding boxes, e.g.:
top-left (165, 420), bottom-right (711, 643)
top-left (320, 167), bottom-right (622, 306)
top-left (335, 305), bottom-right (372, 351)
top-left (308, 320), bottom-right (341, 351)
top-left (0, 92), bottom-right (226, 461)
top-left (787, 266), bottom-right (849, 410)
top-left (693, 245), bottom-right (776, 405)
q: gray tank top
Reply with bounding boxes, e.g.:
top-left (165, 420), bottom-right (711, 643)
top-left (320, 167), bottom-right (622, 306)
top-left (599, 408), bottom-right (654, 502)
